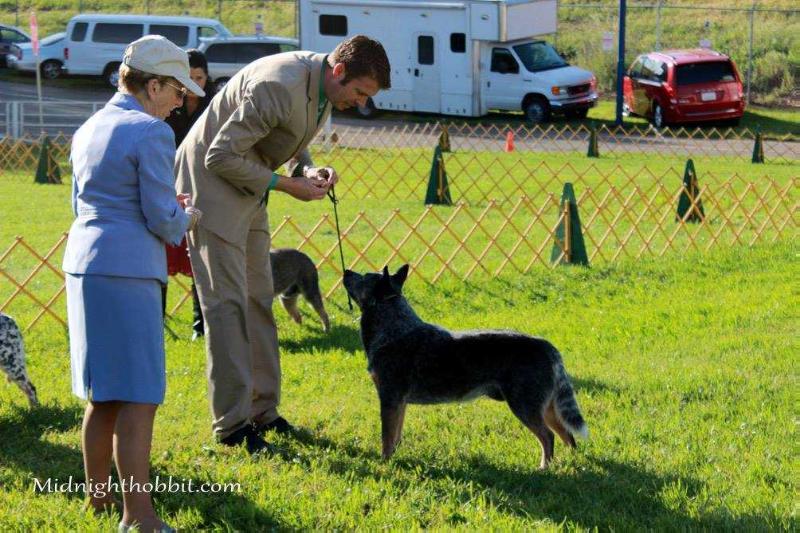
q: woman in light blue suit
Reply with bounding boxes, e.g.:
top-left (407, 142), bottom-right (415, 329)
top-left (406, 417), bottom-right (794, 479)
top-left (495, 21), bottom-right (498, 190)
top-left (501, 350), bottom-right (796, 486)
top-left (63, 35), bottom-right (204, 532)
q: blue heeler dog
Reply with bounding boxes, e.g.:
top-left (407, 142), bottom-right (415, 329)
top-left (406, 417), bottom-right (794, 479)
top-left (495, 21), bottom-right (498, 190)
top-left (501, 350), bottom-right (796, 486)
top-left (343, 265), bottom-right (588, 468)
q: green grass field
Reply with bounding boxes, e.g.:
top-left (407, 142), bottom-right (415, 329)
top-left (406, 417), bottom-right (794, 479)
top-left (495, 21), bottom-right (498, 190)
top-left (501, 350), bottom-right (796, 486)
top-left (0, 160), bottom-right (797, 529)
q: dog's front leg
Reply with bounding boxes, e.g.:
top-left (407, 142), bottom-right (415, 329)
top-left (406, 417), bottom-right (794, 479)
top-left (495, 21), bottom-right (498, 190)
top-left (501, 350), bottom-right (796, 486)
top-left (380, 400), bottom-right (404, 460)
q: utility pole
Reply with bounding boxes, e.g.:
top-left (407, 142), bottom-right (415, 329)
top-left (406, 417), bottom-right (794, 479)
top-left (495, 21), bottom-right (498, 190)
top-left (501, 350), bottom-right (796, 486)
top-left (615, 0), bottom-right (627, 126)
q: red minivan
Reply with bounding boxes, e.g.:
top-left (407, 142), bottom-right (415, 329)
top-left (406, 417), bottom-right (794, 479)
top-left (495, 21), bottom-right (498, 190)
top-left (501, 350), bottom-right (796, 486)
top-left (623, 49), bottom-right (745, 128)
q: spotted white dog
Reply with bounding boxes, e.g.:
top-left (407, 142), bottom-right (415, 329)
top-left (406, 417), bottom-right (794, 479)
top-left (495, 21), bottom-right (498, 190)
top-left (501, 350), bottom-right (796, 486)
top-left (0, 313), bottom-right (38, 407)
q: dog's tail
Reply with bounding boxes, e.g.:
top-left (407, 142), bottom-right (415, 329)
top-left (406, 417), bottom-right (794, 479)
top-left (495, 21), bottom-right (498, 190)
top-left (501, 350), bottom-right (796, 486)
top-left (552, 359), bottom-right (588, 440)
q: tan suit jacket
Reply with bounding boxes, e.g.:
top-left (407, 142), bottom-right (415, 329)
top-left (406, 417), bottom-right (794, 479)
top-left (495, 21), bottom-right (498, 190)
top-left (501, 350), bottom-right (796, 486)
top-left (175, 51), bottom-right (331, 244)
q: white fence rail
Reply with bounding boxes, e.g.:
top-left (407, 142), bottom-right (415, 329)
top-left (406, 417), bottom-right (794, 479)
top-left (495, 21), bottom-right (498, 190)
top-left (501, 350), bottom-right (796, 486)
top-left (2, 101), bottom-right (105, 138)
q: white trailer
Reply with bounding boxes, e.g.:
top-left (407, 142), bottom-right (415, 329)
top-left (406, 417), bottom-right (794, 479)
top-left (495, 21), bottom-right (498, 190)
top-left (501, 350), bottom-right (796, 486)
top-left (299, 0), bottom-right (598, 121)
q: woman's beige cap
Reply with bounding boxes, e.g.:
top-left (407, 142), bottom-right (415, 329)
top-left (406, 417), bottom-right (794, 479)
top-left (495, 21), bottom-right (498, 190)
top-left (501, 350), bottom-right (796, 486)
top-left (122, 35), bottom-right (205, 97)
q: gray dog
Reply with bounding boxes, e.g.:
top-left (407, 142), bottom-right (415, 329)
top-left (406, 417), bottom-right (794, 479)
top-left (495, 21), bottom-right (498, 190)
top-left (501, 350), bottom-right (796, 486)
top-left (0, 313), bottom-right (39, 407)
top-left (271, 248), bottom-right (330, 332)
top-left (343, 265), bottom-right (588, 468)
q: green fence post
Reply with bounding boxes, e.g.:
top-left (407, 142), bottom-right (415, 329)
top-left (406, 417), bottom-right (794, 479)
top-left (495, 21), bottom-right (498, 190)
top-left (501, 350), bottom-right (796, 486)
top-left (587, 124), bottom-right (599, 158)
top-left (675, 159), bottom-right (705, 223)
top-left (752, 126), bottom-right (764, 164)
top-left (424, 145), bottom-right (452, 206)
top-left (551, 182), bottom-right (588, 266)
top-left (34, 135), bottom-right (62, 185)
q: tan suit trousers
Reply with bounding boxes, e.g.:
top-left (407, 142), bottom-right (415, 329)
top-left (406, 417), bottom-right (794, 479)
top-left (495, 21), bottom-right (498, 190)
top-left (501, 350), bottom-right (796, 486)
top-left (187, 208), bottom-right (280, 439)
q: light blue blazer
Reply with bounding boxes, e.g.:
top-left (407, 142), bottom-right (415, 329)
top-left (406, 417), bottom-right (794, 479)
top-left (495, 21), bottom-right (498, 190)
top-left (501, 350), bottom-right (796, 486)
top-left (63, 93), bottom-right (190, 283)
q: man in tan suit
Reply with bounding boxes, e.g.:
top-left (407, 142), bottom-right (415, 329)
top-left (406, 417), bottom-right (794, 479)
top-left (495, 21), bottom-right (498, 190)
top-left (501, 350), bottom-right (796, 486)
top-left (175, 36), bottom-right (391, 453)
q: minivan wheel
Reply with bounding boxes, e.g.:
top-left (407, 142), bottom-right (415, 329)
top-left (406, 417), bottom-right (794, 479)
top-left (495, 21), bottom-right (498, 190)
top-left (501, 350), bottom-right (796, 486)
top-left (214, 77), bottom-right (230, 92)
top-left (355, 97), bottom-right (376, 119)
top-left (524, 98), bottom-right (551, 124)
top-left (41, 60), bottom-right (62, 80)
top-left (652, 104), bottom-right (665, 128)
top-left (104, 63), bottom-right (121, 88)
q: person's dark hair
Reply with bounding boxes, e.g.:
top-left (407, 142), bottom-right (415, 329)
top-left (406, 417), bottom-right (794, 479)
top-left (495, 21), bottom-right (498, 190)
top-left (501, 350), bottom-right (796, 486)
top-left (186, 49), bottom-right (208, 75)
top-left (329, 35), bottom-right (391, 89)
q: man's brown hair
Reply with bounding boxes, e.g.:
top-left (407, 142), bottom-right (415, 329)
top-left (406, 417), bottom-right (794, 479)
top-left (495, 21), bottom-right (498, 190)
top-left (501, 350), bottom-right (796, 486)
top-left (329, 35), bottom-right (391, 89)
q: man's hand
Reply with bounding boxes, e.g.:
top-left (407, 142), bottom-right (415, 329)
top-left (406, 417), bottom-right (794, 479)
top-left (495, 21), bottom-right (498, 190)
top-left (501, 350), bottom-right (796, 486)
top-left (304, 166), bottom-right (339, 187)
top-left (275, 174), bottom-right (329, 202)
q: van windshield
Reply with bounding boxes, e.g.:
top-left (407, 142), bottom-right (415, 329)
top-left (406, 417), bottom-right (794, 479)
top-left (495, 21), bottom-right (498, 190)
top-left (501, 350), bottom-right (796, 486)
top-left (513, 41), bottom-right (568, 72)
top-left (676, 61), bottom-right (736, 86)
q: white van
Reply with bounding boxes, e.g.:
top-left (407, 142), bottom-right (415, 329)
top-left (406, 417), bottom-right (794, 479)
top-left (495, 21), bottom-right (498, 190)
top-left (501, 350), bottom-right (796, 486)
top-left (299, 0), bottom-right (598, 122)
top-left (63, 14), bottom-right (232, 87)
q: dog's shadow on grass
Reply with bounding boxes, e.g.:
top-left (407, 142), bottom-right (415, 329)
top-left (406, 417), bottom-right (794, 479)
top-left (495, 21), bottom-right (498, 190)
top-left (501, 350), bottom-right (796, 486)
top-left (280, 322), bottom-right (363, 355)
top-left (283, 429), bottom-right (772, 529)
top-left (0, 403), bottom-right (85, 498)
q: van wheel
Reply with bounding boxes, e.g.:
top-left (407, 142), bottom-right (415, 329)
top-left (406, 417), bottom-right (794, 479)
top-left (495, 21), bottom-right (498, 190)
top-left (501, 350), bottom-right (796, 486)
top-left (652, 103), bottom-right (666, 128)
top-left (41, 60), bottom-right (62, 80)
top-left (524, 97), bottom-right (551, 124)
top-left (104, 63), bottom-right (121, 88)
top-left (355, 97), bottom-right (376, 119)
top-left (214, 77), bottom-right (230, 92)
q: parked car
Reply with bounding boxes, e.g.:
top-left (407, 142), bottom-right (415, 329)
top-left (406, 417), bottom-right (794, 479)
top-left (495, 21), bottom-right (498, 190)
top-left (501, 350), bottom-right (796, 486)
top-left (0, 24), bottom-right (30, 68)
top-left (7, 32), bottom-right (66, 79)
top-left (63, 14), bottom-right (232, 87)
top-left (198, 35), bottom-right (299, 91)
top-left (623, 49), bottom-right (745, 128)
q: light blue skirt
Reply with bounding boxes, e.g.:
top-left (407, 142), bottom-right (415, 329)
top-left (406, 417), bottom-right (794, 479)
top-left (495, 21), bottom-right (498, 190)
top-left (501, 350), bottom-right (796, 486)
top-left (66, 273), bottom-right (166, 404)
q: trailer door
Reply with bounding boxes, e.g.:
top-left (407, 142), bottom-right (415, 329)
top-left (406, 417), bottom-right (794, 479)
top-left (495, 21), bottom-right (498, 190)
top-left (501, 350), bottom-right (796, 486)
top-left (413, 33), bottom-right (440, 113)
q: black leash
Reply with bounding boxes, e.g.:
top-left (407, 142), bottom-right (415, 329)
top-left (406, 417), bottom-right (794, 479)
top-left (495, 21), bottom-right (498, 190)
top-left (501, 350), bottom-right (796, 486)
top-left (327, 184), bottom-right (353, 311)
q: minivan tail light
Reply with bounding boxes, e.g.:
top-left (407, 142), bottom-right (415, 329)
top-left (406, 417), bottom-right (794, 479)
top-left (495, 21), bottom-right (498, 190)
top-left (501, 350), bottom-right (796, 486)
top-left (64, 47), bottom-right (69, 60)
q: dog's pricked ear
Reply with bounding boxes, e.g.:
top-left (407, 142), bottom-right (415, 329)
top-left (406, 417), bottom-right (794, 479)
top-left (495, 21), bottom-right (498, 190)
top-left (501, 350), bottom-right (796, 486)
top-left (382, 266), bottom-right (390, 278)
top-left (392, 264), bottom-right (409, 288)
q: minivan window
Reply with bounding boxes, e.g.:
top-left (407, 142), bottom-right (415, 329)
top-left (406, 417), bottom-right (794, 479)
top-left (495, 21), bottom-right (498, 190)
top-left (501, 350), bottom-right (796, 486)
top-left (512, 41), bottom-right (568, 72)
top-left (71, 22), bottom-right (88, 41)
top-left (2, 28), bottom-right (29, 43)
top-left (237, 42), bottom-right (281, 63)
top-left (641, 57), bottom-right (666, 82)
top-left (319, 15), bottom-right (347, 36)
top-left (629, 57), bottom-right (644, 78)
top-left (151, 24), bottom-right (189, 47)
top-left (676, 61), bottom-right (735, 86)
top-left (279, 43), bottom-right (297, 53)
top-left (490, 48), bottom-right (519, 74)
top-left (199, 26), bottom-right (220, 39)
top-left (205, 43), bottom-right (237, 63)
top-left (93, 23), bottom-right (143, 44)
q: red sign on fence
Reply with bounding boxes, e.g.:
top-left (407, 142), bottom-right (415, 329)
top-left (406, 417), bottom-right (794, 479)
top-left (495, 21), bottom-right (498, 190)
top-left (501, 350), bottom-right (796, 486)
top-left (29, 11), bottom-right (39, 56)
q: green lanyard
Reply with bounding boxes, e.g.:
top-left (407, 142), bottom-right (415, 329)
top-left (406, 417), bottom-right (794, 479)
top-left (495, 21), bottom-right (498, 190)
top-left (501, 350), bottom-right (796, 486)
top-left (318, 56), bottom-right (328, 123)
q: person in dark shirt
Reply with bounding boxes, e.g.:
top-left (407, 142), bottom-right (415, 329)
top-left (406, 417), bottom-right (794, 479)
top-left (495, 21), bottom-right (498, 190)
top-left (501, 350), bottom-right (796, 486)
top-left (163, 49), bottom-right (215, 340)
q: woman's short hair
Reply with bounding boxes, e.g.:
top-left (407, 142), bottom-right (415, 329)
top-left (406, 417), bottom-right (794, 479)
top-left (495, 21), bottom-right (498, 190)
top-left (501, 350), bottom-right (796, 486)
top-left (118, 63), bottom-right (173, 93)
top-left (186, 49), bottom-right (208, 75)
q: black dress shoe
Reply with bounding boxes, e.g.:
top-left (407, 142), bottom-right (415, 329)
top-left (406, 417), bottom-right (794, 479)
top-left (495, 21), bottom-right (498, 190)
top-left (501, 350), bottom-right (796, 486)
top-left (253, 416), bottom-right (294, 436)
top-left (219, 425), bottom-right (273, 455)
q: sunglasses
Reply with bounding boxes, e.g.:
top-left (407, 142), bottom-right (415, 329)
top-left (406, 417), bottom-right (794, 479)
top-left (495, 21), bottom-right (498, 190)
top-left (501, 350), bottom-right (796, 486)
top-left (162, 80), bottom-right (188, 99)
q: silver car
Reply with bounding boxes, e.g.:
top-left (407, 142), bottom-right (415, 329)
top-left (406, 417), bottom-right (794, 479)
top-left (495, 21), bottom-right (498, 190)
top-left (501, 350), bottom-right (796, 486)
top-left (8, 32), bottom-right (66, 79)
top-left (199, 35), bottom-right (298, 91)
